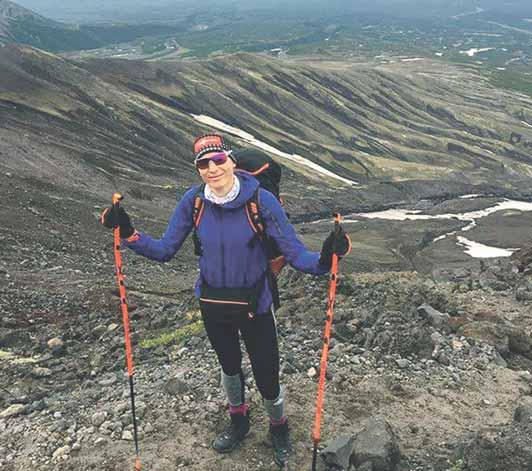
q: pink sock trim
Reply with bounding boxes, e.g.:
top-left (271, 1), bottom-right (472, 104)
top-left (270, 416), bottom-right (287, 426)
top-left (229, 403), bottom-right (249, 416)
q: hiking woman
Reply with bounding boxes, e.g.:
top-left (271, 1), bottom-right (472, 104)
top-left (101, 133), bottom-right (351, 468)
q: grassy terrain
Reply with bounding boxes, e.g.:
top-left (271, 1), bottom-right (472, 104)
top-left (488, 68), bottom-right (532, 98)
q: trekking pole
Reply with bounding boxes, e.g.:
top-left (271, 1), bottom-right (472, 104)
top-left (111, 193), bottom-right (141, 471)
top-left (311, 213), bottom-right (342, 471)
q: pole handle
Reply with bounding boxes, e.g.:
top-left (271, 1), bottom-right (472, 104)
top-left (113, 192), bottom-right (124, 207)
top-left (332, 212), bottom-right (342, 254)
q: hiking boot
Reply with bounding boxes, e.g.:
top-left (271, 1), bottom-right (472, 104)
top-left (270, 421), bottom-right (293, 468)
top-left (212, 411), bottom-right (250, 453)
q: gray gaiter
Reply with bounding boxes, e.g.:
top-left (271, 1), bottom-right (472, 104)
top-left (264, 387), bottom-right (285, 422)
top-left (221, 370), bottom-right (245, 407)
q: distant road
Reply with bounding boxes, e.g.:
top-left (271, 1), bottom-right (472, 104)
top-left (452, 7), bottom-right (484, 20)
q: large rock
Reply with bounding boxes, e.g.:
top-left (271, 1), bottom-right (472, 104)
top-left (320, 435), bottom-right (355, 470)
top-left (417, 304), bottom-right (450, 332)
top-left (514, 402), bottom-right (532, 424)
top-left (457, 321), bottom-right (532, 357)
top-left (47, 337), bottom-right (65, 355)
top-left (351, 417), bottom-right (401, 471)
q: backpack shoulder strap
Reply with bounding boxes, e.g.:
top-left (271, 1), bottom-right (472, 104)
top-left (192, 185), bottom-right (206, 229)
top-left (192, 185), bottom-right (206, 256)
top-left (245, 188), bottom-right (265, 238)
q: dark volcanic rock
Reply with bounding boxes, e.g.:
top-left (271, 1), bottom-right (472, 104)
top-left (351, 417), bottom-right (401, 471)
top-left (320, 435), bottom-right (355, 470)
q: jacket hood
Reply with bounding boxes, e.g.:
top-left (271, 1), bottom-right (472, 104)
top-left (201, 171), bottom-right (259, 209)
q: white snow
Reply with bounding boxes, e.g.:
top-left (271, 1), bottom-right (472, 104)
top-left (459, 47), bottom-right (495, 57)
top-left (401, 58), bottom-right (424, 62)
top-left (521, 121), bottom-right (532, 129)
top-left (310, 218), bottom-right (359, 224)
top-left (456, 236), bottom-right (517, 258)
top-left (353, 199), bottom-right (532, 222)
top-left (191, 114), bottom-right (358, 186)
top-left (352, 199), bottom-right (532, 258)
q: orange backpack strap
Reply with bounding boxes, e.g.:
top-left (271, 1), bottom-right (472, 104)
top-left (245, 189), bottom-right (265, 238)
top-left (193, 189), bottom-right (206, 228)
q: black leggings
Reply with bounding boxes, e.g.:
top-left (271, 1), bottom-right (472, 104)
top-left (200, 301), bottom-right (280, 401)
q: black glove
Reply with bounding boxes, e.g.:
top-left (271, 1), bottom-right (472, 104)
top-left (319, 225), bottom-right (351, 268)
top-left (100, 206), bottom-right (135, 239)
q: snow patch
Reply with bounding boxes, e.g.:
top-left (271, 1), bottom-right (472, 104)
top-left (456, 237), bottom-right (517, 258)
top-left (459, 47), bottom-right (495, 57)
top-left (353, 200), bottom-right (532, 222)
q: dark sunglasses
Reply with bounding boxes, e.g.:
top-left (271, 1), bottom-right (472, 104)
top-left (195, 152), bottom-right (229, 170)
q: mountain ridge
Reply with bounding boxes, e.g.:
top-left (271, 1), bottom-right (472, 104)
top-left (0, 0), bottom-right (104, 51)
top-left (2, 44), bottom-right (532, 233)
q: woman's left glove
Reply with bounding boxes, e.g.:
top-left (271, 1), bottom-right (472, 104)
top-left (100, 206), bottom-right (135, 239)
top-left (319, 225), bottom-right (351, 268)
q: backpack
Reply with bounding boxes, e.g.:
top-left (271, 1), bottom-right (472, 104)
top-left (191, 148), bottom-right (286, 308)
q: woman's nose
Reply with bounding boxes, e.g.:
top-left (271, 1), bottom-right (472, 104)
top-left (207, 160), bottom-right (218, 171)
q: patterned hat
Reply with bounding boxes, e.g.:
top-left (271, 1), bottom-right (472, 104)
top-left (193, 134), bottom-right (232, 162)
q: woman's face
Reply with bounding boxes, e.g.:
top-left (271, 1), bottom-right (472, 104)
top-left (197, 153), bottom-right (236, 194)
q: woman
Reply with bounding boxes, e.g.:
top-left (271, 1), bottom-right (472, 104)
top-left (101, 133), bottom-right (351, 468)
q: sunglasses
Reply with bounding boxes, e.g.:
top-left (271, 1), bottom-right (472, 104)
top-left (195, 152), bottom-right (229, 170)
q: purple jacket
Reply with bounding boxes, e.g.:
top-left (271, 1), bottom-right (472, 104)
top-left (124, 172), bottom-right (329, 314)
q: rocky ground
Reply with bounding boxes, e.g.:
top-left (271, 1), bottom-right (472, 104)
top-left (4, 43), bottom-right (532, 471)
top-left (3, 218), bottom-right (532, 471)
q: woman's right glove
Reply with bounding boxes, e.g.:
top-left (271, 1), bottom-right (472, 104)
top-left (319, 225), bottom-right (351, 268)
top-left (100, 206), bottom-right (135, 239)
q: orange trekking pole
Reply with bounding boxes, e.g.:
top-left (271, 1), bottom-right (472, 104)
top-left (311, 213), bottom-right (342, 471)
top-left (111, 193), bottom-right (141, 471)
